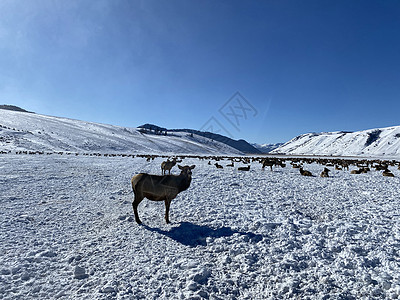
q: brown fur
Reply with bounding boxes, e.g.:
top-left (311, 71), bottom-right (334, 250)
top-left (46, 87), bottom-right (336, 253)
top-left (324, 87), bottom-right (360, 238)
top-left (350, 169), bottom-right (362, 174)
top-left (382, 169), bottom-right (395, 177)
top-left (320, 168), bottom-right (330, 178)
top-left (262, 159), bottom-right (274, 171)
top-left (238, 165), bottom-right (250, 171)
top-left (131, 165), bottom-right (195, 224)
top-left (161, 158), bottom-right (177, 175)
top-left (300, 167), bottom-right (313, 177)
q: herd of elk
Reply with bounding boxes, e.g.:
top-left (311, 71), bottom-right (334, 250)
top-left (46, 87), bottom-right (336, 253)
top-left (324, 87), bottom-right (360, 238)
top-left (2, 150), bottom-right (397, 225)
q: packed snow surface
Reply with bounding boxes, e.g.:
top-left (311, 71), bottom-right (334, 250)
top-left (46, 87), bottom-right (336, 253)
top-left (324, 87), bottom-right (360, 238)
top-left (0, 109), bottom-right (242, 155)
top-left (1, 154), bottom-right (400, 299)
top-left (272, 126), bottom-right (400, 158)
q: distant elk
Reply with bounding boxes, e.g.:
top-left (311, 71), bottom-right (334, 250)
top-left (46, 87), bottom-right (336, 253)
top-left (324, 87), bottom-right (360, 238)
top-left (351, 167), bottom-right (368, 174)
top-left (238, 165), bottom-right (250, 171)
top-left (262, 159), bottom-right (274, 171)
top-left (320, 168), bottom-right (330, 178)
top-left (382, 169), bottom-right (395, 177)
top-left (374, 164), bottom-right (388, 171)
top-left (300, 167), bottom-right (314, 177)
top-left (131, 165), bottom-right (195, 224)
top-left (161, 158), bottom-right (177, 175)
top-left (215, 163), bottom-right (223, 169)
top-left (261, 158), bottom-right (285, 171)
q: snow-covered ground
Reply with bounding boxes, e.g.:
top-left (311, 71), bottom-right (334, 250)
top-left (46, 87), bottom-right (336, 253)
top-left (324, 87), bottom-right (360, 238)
top-left (1, 154), bottom-right (400, 299)
top-left (272, 126), bottom-right (400, 158)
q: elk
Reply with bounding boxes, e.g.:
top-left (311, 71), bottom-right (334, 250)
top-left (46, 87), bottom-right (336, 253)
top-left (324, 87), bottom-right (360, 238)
top-left (320, 168), bottom-right (330, 178)
top-left (374, 164), bottom-right (388, 171)
top-left (382, 169), bottom-right (395, 177)
top-left (131, 165), bottom-right (195, 224)
top-left (262, 159), bottom-right (274, 171)
top-left (300, 167), bottom-right (314, 177)
top-left (350, 168), bottom-right (367, 174)
top-left (215, 163), bottom-right (223, 169)
top-left (350, 169), bottom-right (361, 174)
top-left (161, 158), bottom-right (177, 175)
top-left (238, 165), bottom-right (250, 171)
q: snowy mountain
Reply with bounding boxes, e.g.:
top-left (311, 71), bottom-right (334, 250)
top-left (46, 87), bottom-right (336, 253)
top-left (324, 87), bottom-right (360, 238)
top-left (272, 126), bottom-right (400, 157)
top-left (252, 143), bottom-right (284, 153)
top-left (0, 108), bottom-right (243, 155)
top-left (139, 124), bottom-right (262, 154)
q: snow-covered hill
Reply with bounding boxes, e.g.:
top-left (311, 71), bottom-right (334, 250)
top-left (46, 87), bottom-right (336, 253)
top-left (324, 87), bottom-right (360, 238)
top-left (0, 109), bottom-right (243, 155)
top-left (272, 126), bottom-right (400, 157)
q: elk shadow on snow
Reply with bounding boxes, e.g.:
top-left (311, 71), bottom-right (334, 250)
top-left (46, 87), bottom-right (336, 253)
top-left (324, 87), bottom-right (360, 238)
top-left (142, 221), bottom-right (264, 247)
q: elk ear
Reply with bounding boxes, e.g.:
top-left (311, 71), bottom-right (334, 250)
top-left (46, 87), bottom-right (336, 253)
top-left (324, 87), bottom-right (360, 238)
top-left (190, 165), bottom-right (196, 169)
top-left (178, 165), bottom-right (183, 170)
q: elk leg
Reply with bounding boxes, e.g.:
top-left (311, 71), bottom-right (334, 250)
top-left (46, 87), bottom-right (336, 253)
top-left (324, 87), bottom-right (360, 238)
top-left (132, 193), bottom-right (144, 224)
top-left (164, 199), bottom-right (171, 224)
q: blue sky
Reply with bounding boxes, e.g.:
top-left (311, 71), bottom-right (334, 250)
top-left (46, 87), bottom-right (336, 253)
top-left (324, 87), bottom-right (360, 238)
top-left (1, 0), bottom-right (400, 144)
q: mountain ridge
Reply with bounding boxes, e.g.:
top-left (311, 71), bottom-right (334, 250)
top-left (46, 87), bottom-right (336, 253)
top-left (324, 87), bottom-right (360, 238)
top-left (0, 105), bottom-right (33, 113)
top-left (252, 143), bottom-right (284, 154)
top-left (138, 124), bottom-right (261, 154)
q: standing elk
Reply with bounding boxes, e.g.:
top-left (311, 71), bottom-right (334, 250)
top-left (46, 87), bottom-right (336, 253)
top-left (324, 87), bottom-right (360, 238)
top-left (320, 168), bottom-right (330, 178)
top-left (131, 165), bottom-right (195, 224)
top-left (161, 158), bottom-right (177, 175)
top-left (262, 159), bottom-right (274, 171)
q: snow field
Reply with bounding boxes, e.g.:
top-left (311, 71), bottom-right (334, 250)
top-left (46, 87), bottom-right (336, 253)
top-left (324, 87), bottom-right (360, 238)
top-left (0, 154), bottom-right (400, 299)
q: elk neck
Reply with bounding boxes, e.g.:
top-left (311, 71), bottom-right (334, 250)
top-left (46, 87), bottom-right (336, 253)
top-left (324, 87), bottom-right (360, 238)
top-left (177, 173), bottom-right (192, 192)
